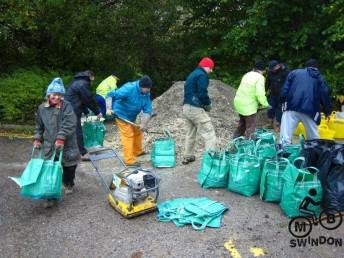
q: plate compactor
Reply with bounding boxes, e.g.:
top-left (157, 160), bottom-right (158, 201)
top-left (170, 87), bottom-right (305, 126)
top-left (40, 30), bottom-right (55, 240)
top-left (89, 148), bottom-right (160, 218)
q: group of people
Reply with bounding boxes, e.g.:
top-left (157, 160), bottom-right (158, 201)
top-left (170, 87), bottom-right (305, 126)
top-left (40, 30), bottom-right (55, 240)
top-left (33, 71), bottom-right (153, 207)
top-left (181, 57), bottom-right (331, 164)
top-left (33, 56), bottom-right (332, 207)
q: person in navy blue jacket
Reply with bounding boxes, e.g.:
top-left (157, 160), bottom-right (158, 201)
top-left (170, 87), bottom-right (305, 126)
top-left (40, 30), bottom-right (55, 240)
top-left (279, 59), bottom-right (331, 144)
top-left (182, 57), bottom-right (217, 165)
top-left (64, 71), bottom-right (102, 160)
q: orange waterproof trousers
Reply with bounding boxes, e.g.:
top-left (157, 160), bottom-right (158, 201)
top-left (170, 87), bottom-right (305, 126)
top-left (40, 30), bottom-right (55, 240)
top-left (115, 118), bottom-right (143, 165)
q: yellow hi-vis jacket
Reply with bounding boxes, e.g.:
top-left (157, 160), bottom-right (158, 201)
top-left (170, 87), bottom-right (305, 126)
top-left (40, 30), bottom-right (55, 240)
top-left (96, 75), bottom-right (118, 98)
top-left (234, 71), bottom-right (269, 116)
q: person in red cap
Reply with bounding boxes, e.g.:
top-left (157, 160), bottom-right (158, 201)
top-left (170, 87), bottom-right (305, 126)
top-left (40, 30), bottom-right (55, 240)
top-left (182, 57), bottom-right (217, 165)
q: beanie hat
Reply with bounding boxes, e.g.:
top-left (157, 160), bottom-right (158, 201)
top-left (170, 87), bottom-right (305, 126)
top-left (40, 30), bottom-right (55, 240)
top-left (139, 75), bottom-right (153, 88)
top-left (304, 59), bottom-right (318, 68)
top-left (254, 60), bottom-right (266, 71)
top-left (112, 72), bottom-right (119, 79)
top-left (198, 57), bottom-right (215, 69)
top-left (46, 77), bottom-right (65, 96)
top-left (268, 60), bottom-right (279, 71)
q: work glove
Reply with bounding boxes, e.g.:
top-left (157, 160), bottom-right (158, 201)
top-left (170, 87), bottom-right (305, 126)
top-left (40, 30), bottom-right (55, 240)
top-left (204, 104), bottom-right (212, 112)
top-left (140, 113), bottom-right (151, 132)
top-left (55, 139), bottom-right (64, 150)
top-left (33, 139), bottom-right (42, 149)
top-left (106, 109), bottom-right (114, 116)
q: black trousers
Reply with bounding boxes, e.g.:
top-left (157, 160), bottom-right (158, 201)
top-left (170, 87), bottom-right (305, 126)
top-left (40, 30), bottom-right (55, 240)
top-left (63, 165), bottom-right (77, 187)
top-left (76, 114), bottom-right (87, 155)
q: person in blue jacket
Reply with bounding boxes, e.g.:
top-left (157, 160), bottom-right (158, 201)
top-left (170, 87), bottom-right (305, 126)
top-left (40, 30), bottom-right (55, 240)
top-left (279, 59), bottom-right (332, 144)
top-left (106, 75), bottom-right (153, 166)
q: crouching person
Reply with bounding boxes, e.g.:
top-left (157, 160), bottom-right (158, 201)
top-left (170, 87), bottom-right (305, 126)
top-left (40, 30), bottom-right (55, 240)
top-left (33, 77), bottom-right (80, 208)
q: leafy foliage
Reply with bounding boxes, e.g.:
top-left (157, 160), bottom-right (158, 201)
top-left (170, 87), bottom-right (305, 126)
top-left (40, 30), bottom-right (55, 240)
top-left (0, 0), bottom-right (343, 123)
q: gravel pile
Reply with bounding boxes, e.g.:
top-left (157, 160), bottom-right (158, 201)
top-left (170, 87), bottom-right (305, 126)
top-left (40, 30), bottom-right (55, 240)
top-left (104, 79), bottom-right (269, 164)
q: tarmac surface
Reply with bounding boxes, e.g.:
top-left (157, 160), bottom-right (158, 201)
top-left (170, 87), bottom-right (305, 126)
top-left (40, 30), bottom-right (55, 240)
top-left (1, 136), bottom-right (343, 258)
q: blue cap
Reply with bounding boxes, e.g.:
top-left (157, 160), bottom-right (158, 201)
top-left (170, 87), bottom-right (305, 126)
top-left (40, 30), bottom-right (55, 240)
top-left (46, 77), bottom-right (65, 96)
top-left (268, 60), bottom-right (279, 71)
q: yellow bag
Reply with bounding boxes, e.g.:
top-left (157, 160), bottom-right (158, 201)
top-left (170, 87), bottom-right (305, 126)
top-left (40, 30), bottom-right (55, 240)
top-left (318, 124), bottom-right (335, 140)
top-left (328, 111), bottom-right (344, 139)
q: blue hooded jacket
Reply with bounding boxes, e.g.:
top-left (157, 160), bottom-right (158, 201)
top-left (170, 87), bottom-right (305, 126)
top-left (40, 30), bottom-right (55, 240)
top-left (280, 67), bottom-right (331, 124)
top-left (106, 80), bottom-right (152, 122)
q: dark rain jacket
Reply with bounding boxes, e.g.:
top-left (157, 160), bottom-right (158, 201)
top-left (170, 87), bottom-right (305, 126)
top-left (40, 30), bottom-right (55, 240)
top-left (183, 67), bottom-right (211, 108)
top-left (34, 99), bottom-right (80, 167)
top-left (64, 71), bottom-right (100, 116)
top-left (280, 67), bottom-right (331, 125)
top-left (266, 64), bottom-right (289, 97)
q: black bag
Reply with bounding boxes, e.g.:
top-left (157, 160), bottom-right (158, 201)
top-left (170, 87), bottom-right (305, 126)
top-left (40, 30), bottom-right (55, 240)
top-left (322, 147), bottom-right (344, 211)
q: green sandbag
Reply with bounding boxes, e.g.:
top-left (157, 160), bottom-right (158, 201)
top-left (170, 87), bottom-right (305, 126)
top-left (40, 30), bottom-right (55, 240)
top-left (151, 130), bottom-right (175, 168)
top-left (256, 139), bottom-right (277, 169)
top-left (20, 151), bottom-right (63, 199)
top-left (228, 136), bottom-right (256, 155)
top-left (83, 119), bottom-right (106, 148)
top-left (260, 158), bottom-right (289, 202)
top-left (157, 197), bottom-right (228, 230)
top-left (228, 154), bottom-right (261, 197)
top-left (9, 148), bottom-right (44, 187)
top-left (280, 157), bottom-right (322, 218)
top-left (197, 151), bottom-right (229, 188)
top-left (253, 128), bottom-right (276, 145)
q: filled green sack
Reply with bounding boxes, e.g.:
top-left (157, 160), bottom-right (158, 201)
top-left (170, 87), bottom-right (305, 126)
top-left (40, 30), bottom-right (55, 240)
top-left (228, 136), bottom-right (256, 155)
top-left (197, 151), bottom-right (229, 188)
top-left (260, 158), bottom-right (289, 202)
top-left (256, 139), bottom-right (277, 169)
top-left (253, 128), bottom-right (276, 145)
top-left (83, 119), bottom-right (106, 148)
top-left (227, 154), bottom-right (261, 196)
top-left (280, 157), bottom-right (322, 218)
top-left (157, 197), bottom-right (228, 230)
top-left (151, 130), bottom-right (175, 168)
top-left (11, 151), bottom-right (63, 199)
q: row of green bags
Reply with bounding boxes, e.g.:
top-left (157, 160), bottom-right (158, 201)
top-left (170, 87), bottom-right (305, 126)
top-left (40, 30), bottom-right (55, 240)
top-left (9, 149), bottom-right (63, 199)
top-left (151, 130), bottom-right (176, 168)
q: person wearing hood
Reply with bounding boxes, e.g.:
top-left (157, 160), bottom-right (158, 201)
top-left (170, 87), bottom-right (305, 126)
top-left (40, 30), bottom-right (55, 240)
top-left (64, 71), bottom-right (102, 161)
top-left (266, 60), bottom-right (289, 131)
top-left (33, 77), bottom-right (80, 208)
top-left (105, 75), bottom-right (153, 166)
top-left (182, 57), bottom-right (217, 165)
top-left (233, 60), bottom-right (270, 139)
top-left (279, 59), bottom-right (332, 144)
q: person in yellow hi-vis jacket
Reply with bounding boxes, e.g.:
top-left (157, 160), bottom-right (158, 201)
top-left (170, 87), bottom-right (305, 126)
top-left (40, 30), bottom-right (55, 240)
top-left (233, 60), bottom-right (270, 139)
top-left (105, 75), bottom-right (153, 166)
top-left (96, 72), bottom-right (119, 115)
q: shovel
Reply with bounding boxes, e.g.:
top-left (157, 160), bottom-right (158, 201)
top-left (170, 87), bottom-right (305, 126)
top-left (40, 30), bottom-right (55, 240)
top-left (114, 113), bottom-right (164, 134)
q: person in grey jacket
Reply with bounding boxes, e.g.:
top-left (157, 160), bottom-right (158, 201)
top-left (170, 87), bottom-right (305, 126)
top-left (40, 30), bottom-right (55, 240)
top-left (33, 78), bottom-right (80, 208)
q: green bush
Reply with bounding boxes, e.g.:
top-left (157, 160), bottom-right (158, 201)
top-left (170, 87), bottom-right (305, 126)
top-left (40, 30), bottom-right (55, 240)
top-left (0, 68), bottom-right (72, 124)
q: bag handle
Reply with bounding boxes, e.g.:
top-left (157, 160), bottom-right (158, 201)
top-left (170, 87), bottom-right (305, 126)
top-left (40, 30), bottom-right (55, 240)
top-left (293, 156), bottom-right (305, 168)
top-left (164, 129), bottom-right (172, 138)
top-left (50, 150), bottom-right (63, 163)
top-left (31, 147), bottom-right (43, 158)
top-left (200, 151), bottom-right (215, 187)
